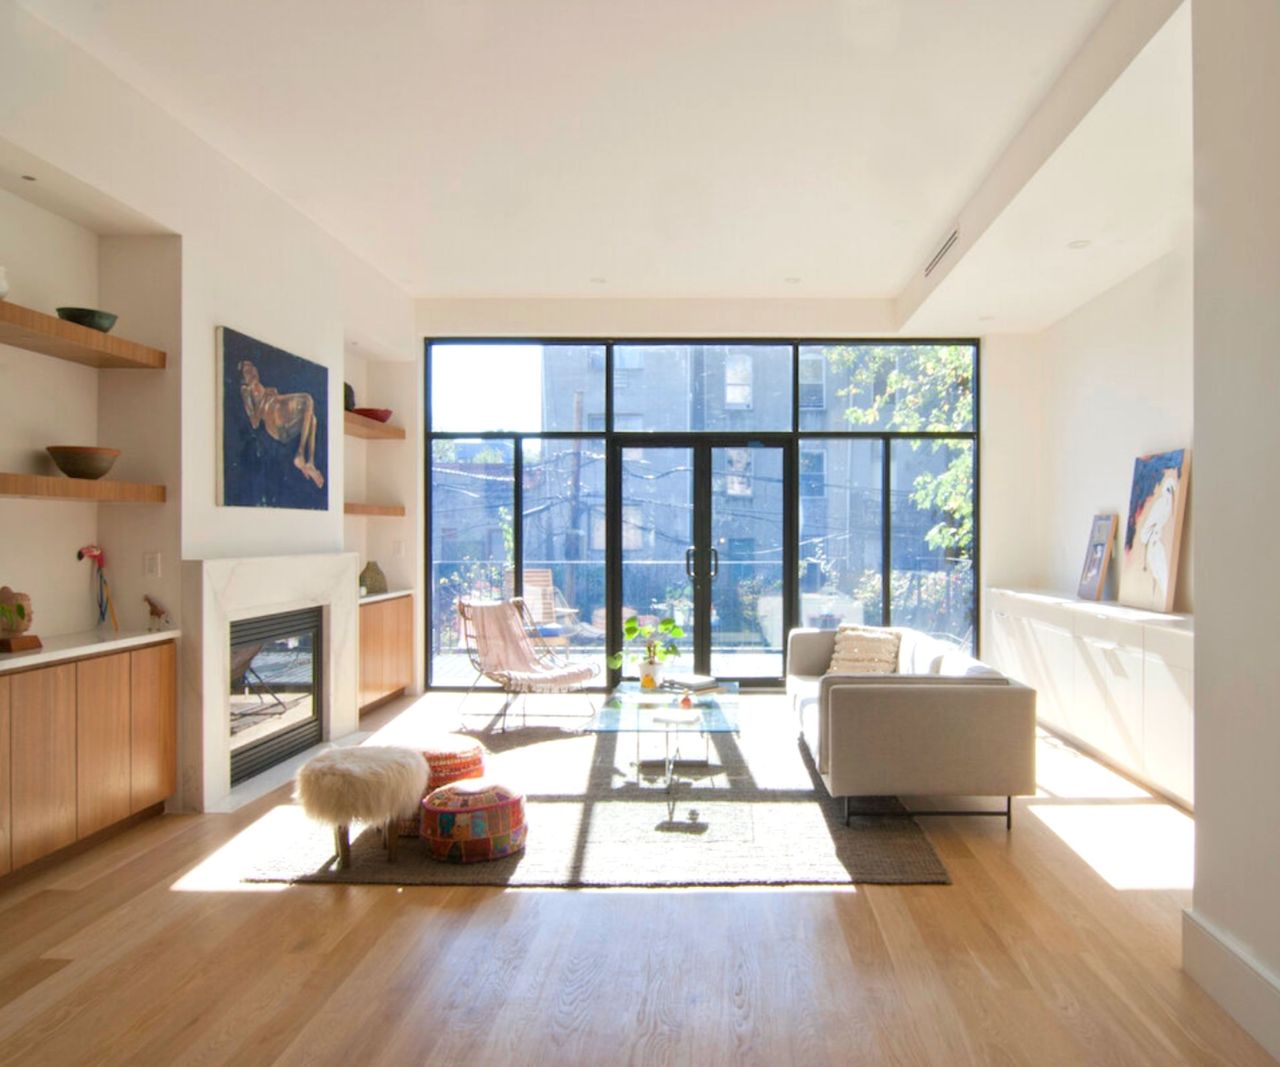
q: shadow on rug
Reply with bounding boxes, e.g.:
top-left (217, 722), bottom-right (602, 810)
top-left (242, 709), bottom-right (950, 888)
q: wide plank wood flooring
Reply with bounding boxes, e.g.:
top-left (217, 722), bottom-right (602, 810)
top-left (0, 692), bottom-right (1272, 1067)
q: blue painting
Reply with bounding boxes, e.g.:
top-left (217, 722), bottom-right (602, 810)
top-left (217, 326), bottom-right (328, 510)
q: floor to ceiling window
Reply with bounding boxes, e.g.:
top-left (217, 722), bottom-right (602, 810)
top-left (426, 340), bottom-right (978, 687)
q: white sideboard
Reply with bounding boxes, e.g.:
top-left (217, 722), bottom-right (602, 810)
top-left (986, 588), bottom-right (1193, 807)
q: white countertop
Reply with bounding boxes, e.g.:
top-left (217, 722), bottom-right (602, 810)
top-left (0, 628), bottom-right (179, 674)
top-left (359, 590), bottom-right (413, 605)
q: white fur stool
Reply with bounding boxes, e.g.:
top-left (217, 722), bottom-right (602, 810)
top-left (296, 746), bottom-right (429, 868)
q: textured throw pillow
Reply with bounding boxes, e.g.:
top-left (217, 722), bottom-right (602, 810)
top-left (826, 624), bottom-right (901, 675)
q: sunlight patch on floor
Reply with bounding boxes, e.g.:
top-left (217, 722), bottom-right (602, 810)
top-left (171, 805), bottom-right (312, 892)
top-left (1028, 801), bottom-right (1194, 890)
top-left (1034, 730), bottom-right (1150, 800)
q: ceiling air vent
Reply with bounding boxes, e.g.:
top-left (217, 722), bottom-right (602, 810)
top-left (924, 228), bottom-right (959, 278)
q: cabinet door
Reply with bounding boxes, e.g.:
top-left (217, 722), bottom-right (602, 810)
top-left (358, 601), bottom-right (385, 709)
top-left (1143, 653), bottom-right (1194, 805)
top-left (131, 642), bottom-right (177, 812)
top-left (1025, 617), bottom-right (1075, 734)
top-left (0, 677), bottom-right (10, 876)
top-left (388, 595), bottom-right (413, 694)
top-left (77, 653), bottom-right (133, 837)
top-left (10, 664), bottom-right (77, 868)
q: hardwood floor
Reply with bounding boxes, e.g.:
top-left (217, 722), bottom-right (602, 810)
top-left (0, 692), bottom-right (1272, 1067)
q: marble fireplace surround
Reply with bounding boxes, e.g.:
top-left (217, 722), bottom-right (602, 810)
top-left (181, 553), bottom-right (360, 812)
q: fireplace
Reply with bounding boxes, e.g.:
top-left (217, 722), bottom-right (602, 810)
top-left (229, 607), bottom-right (324, 785)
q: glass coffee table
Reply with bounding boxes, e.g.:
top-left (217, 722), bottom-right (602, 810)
top-left (584, 681), bottom-right (740, 790)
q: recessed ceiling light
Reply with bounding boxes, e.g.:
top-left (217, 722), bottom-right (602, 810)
top-left (589, 276), bottom-right (606, 285)
top-left (978, 315), bottom-right (996, 322)
top-left (20, 174), bottom-right (36, 182)
top-left (1067, 239), bottom-right (1092, 250)
top-left (784, 276), bottom-right (801, 285)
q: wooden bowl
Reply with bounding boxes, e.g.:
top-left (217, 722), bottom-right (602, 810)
top-left (46, 446), bottom-right (121, 480)
top-left (352, 407), bottom-right (393, 423)
top-left (56, 307), bottom-right (118, 333)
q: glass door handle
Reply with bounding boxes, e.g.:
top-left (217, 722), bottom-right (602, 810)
top-left (685, 547), bottom-right (696, 578)
top-left (709, 547), bottom-right (719, 579)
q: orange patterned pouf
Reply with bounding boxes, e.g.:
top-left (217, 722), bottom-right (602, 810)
top-left (420, 778), bottom-right (527, 864)
top-left (395, 734), bottom-right (487, 836)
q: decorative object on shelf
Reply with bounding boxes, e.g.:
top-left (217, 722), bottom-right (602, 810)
top-left (77, 544), bottom-right (120, 633)
top-left (608, 615), bottom-right (683, 689)
top-left (216, 326), bottom-right (328, 510)
top-left (55, 306), bottom-right (118, 332)
top-left (143, 594), bottom-right (172, 632)
top-left (1119, 448), bottom-right (1191, 613)
top-left (46, 445), bottom-right (120, 480)
top-left (360, 560), bottom-right (389, 596)
top-left (344, 382), bottom-right (356, 410)
top-left (1077, 513), bottom-right (1119, 600)
top-left (0, 586), bottom-right (40, 652)
top-left (351, 406), bottom-right (393, 423)
top-left (0, 266), bottom-right (9, 301)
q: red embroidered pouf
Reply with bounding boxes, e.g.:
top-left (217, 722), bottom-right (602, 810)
top-left (396, 734), bottom-right (487, 836)
top-left (420, 778), bottom-right (527, 864)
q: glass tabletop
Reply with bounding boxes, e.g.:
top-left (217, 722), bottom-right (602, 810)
top-left (586, 681), bottom-right (739, 734)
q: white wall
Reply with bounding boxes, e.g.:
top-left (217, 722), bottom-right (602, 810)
top-left (989, 239), bottom-right (1194, 609)
top-left (0, 185), bottom-right (102, 635)
top-left (1183, 1), bottom-right (1280, 1058)
top-left (978, 334), bottom-right (1047, 623)
top-left (0, 1), bottom-right (418, 568)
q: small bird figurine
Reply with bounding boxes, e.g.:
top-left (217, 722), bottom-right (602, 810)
top-left (143, 595), bottom-right (172, 632)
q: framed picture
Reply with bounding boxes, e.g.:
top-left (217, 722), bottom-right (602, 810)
top-left (1076, 513), bottom-right (1118, 600)
top-left (1118, 448), bottom-right (1190, 612)
top-left (216, 327), bottom-right (329, 510)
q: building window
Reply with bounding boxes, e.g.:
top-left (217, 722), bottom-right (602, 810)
top-left (724, 352), bottom-right (753, 409)
top-left (800, 449), bottom-right (826, 498)
top-left (799, 353), bottom-right (825, 409)
top-left (724, 448), bottom-right (753, 497)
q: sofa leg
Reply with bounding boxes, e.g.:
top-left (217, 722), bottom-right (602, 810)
top-left (844, 796), bottom-right (851, 827)
top-left (1006, 796), bottom-right (1013, 831)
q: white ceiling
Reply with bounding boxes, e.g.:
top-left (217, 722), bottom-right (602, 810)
top-left (905, 3), bottom-right (1191, 335)
top-left (22, 0), bottom-right (1117, 301)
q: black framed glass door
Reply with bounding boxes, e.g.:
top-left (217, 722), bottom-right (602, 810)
top-left (611, 439), bottom-right (790, 683)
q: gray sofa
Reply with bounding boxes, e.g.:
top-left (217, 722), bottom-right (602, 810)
top-left (787, 627), bottom-right (1037, 827)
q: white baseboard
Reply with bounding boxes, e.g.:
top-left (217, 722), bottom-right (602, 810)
top-left (1183, 908), bottom-right (1280, 1061)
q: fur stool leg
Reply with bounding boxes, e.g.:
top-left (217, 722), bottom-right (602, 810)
top-left (297, 747), bottom-right (429, 869)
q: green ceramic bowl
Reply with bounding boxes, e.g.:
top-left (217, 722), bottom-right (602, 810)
top-left (56, 307), bottom-right (118, 333)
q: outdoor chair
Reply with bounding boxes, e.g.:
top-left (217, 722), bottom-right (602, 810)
top-left (457, 597), bottom-right (599, 729)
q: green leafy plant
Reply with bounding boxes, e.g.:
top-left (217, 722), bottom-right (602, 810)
top-left (607, 616), bottom-right (683, 669)
top-left (0, 601), bottom-right (26, 633)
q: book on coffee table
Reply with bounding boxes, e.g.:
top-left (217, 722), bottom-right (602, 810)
top-left (660, 672), bottom-right (720, 692)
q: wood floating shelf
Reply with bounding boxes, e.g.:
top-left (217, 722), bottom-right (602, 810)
top-left (0, 300), bottom-right (166, 370)
top-left (344, 501), bottom-right (406, 518)
top-left (0, 472), bottom-right (166, 504)
top-left (344, 411), bottom-right (406, 441)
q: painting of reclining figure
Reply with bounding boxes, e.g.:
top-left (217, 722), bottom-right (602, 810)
top-left (217, 326), bottom-right (329, 510)
top-left (1118, 448), bottom-right (1190, 613)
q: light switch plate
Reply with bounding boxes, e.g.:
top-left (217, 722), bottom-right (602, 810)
top-left (143, 551), bottom-right (162, 579)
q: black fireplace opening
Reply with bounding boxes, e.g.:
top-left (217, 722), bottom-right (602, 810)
top-left (229, 608), bottom-right (324, 785)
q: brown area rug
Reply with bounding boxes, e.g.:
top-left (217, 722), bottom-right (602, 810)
top-left (241, 706), bottom-right (950, 887)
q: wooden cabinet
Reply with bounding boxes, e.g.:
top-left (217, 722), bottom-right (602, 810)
top-left (77, 653), bottom-right (133, 837)
top-left (10, 663), bottom-right (77, 868)
top-left (0, 677), bottom-right (10, 876)
top-left (359, 595), bottom-right (413, 712)
top-left (1, 638), bottom-right (177, 876)
top-left (131, 642), bottom-right (177, 812)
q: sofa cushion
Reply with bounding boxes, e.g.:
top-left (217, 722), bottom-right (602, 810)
top-left (936, 651), bottom-right (1006, 679)
top-left (826, 625), bottom-right (900, 674)
top-left (897, 630), bottom-right (953, 674)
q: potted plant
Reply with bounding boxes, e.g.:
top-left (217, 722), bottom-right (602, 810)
top-left (608, 616), bottom-right (683, 689)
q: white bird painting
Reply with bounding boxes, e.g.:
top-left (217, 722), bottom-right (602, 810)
top-left (1119, 449), bottom-right (1190, 612)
